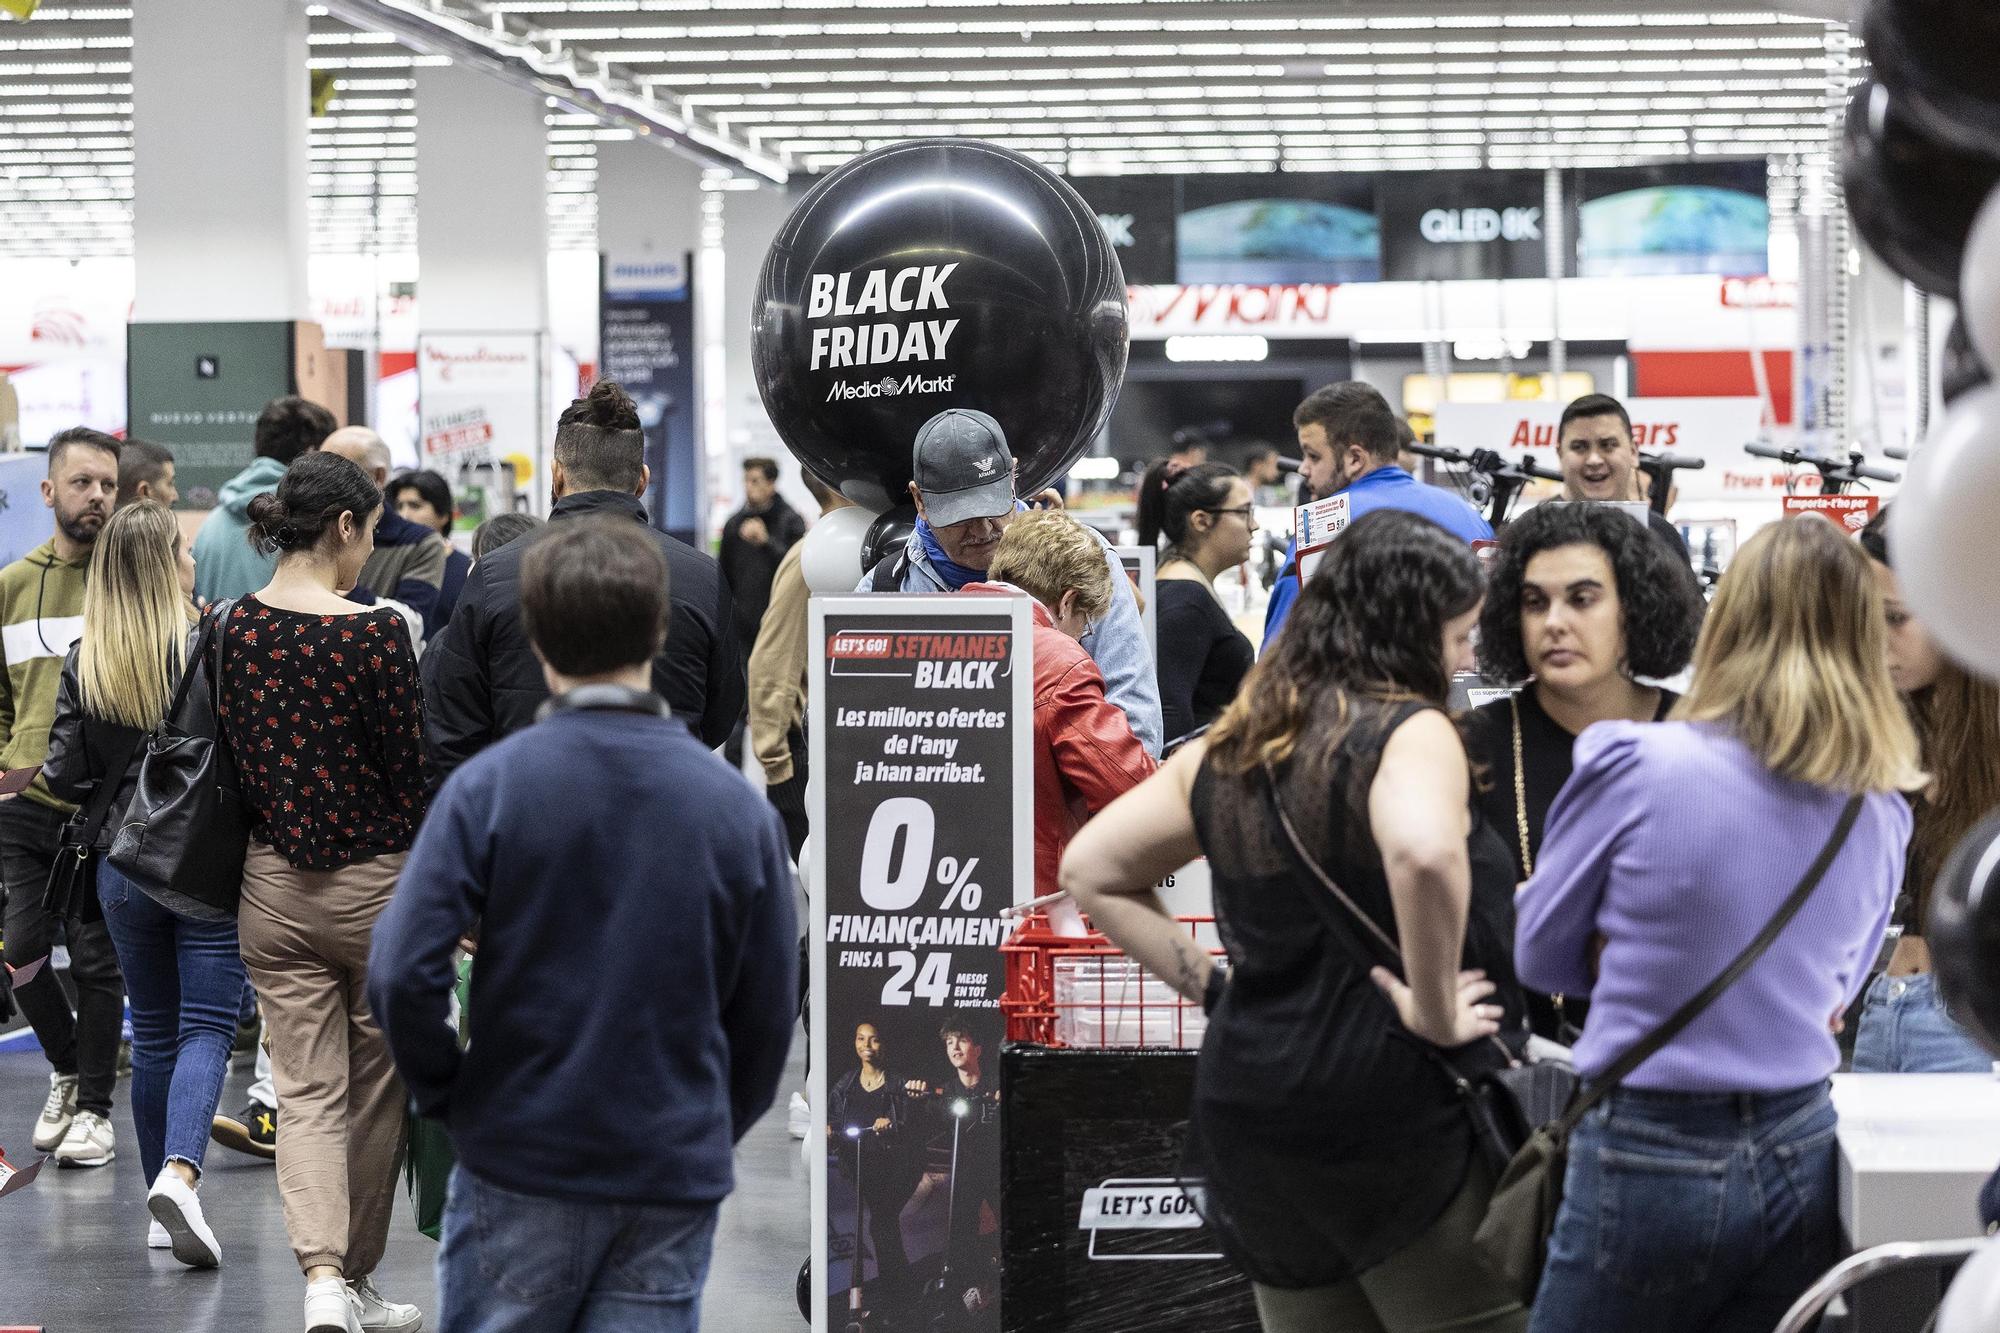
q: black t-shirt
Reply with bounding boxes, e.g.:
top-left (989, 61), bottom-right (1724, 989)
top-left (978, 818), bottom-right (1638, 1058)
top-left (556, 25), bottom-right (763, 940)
top-left (1154, 578), bottom-right (1256, 744)
top-left (1461, 685), bottom-right (1679, 886)
top-left (1648, 508), bottom-right (1691, 561)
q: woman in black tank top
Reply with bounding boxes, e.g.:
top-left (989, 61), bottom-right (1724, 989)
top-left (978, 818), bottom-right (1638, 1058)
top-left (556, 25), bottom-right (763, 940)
top-left (1064, 509), bottom-right (1529, 1333)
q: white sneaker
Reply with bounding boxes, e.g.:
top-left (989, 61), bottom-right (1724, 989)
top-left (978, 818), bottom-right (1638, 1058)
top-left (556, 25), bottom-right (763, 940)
top-left (788, 1090), bottom-right (811, 1139)
top-left (147, 1169), bottom-right (221, 1269)
top-left (347, 1276), bottom-right (423, 1332)
top-left (53, 1109), bottom-right (115, 1167)
top-left (148, 1219), bottom-right (171, 1250)
top-left (305, 1276), bottom-right (359, 1333)
top-left (32, 1072), bottom-right (78, 1152)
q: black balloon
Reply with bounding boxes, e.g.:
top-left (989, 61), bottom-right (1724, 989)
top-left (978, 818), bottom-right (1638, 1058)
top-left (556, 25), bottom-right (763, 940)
top-left (1942, 315), bottom-right (1992, 406)
top-left (752, 139), bottom-right (1128, 513)
top-left (1927, 808), bottom-right (2000, 1057)
top-left (1844, 80), bottom-right (2000, 300)
top-left (1863, 0), bottom-right (2000, 162)
top-left (862, 503), bottom-right (918, 576)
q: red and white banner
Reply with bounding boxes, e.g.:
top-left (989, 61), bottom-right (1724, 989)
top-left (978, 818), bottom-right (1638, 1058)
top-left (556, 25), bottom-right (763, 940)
top-left (416, 333), bottom-right (543, 472)
top-left (1431, 398), bottom-right (1789, 502)
top-left (1781, 494), bottom-right (1880, 533)
top-left (1127, 284), bottom-right (1341, 337)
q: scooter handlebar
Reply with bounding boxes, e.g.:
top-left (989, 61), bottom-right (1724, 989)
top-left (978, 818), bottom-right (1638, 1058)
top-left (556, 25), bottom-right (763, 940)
top-left (1642, 451), bottom-right (1707, 472)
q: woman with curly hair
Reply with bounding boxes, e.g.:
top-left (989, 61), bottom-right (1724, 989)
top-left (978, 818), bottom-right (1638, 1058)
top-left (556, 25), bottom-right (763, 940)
top-left (1462, 502), bottom-right (1703, 1039)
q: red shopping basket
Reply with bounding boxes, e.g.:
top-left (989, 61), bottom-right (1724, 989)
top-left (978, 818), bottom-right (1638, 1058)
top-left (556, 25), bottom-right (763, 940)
top-left (1000, 910), bottom-right (1223, 1049)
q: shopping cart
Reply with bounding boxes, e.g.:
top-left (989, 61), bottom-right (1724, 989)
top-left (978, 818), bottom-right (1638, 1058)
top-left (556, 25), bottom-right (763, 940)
top-left (1000, 909), bottom-right (1223, 1049)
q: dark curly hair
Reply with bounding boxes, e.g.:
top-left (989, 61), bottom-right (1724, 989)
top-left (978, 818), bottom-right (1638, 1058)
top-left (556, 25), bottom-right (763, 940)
top-left (1207, 508), bottom-right (1483, 775)
top-left (1476, 502), bottom-right (1702, 684)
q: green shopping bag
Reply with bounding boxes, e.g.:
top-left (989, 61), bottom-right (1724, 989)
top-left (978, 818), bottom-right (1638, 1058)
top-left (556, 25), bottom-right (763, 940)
top-left (406, 955), bottom-right (473, 1241)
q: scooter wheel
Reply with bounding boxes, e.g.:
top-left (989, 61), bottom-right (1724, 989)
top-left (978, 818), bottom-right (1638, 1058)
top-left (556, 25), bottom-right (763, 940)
top-left (796, 1257), bottom-right (812, 1321)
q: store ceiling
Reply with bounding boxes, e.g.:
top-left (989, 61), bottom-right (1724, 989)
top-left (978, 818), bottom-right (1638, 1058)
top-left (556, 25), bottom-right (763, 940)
top-left (4, 1), bottom-right (1857, 258)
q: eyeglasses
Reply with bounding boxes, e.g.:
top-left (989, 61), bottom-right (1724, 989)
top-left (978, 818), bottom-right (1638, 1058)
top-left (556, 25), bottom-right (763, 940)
top-left (1200, 505), bottom-right (1257, 522)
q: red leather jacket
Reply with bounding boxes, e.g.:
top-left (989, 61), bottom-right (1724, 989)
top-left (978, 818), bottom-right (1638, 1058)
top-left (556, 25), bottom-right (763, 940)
top-left (962, 584), bottom-right (1157, 890)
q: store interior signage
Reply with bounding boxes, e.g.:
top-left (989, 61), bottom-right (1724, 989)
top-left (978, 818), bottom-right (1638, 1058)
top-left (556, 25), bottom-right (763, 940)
top-left (1420, 207), bottom-right (1544, 245)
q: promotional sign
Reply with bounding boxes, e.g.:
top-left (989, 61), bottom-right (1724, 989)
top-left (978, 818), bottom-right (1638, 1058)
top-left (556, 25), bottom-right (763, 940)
top-left (1111, 545), bottom-right (1158, 654)
top-left (1175, 173), bottom-right (1380, 285)
top-left (1291, 492), bottom-right (1352, 582)
top-left (1577, 160), bottom-right (1770, 278)
top-left (1378, 170), bottom-right (1568, 282)
top-left (1782, 493), bottom-right (1880, 533)
top-left (127, 321), bottom-right (337, 508)
top-left (1432, 398), bottom-right (1765, 502)
top-left (1067, 175), bottom-right (1178, 286)
top-left (1002, 1047), bottom-right (1259, 1332)
top-left (753, 140), bottom-right (1128, 512)
top-left (601, 253), bottom-right (700, 546)
top-left (811, 595), bottom-right (1032, 1333)
top-left (417, 332), bottom-right (545, 507)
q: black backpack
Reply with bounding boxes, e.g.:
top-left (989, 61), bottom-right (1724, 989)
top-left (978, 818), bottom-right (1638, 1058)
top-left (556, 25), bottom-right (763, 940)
top-left (863, 550), bottom-right (911, 593)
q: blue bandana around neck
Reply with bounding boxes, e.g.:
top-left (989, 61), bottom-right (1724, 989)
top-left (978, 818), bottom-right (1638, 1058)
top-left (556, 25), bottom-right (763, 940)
top-left (915, 500), bottom-right (1029, 591)
top-left (916, 516), bottom-right (988, 591)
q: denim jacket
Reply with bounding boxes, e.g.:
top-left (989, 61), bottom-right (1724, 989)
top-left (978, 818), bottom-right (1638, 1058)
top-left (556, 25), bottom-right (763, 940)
top-left (859, 528), bottom-right (1164, 757)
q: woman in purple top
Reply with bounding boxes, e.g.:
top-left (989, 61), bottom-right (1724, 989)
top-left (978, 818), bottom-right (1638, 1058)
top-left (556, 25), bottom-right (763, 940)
top-left (1518, 515), bottom-right (1919, 1333)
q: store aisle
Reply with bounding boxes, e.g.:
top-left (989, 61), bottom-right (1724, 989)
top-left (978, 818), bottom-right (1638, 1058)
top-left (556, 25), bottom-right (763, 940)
top-left (0, 1042), bottom-right (809, 1331)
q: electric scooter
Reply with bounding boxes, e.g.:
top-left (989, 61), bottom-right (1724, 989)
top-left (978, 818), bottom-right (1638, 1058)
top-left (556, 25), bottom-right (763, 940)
top-left (1743, 441), bottom-right (1902, 494)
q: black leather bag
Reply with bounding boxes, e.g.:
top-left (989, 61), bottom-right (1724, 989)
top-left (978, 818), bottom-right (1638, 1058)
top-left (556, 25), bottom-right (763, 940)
top-left (41, 729), bottom-right (145, 921)
top-left (108, 602), bottom-right (250, 923)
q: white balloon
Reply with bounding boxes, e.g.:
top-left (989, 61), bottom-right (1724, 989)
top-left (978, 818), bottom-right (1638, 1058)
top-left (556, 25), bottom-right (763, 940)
top-left (1892, 384), bottom-right (2000, 674)
top-left (1965, 187), bottom-right (2000, 373)
top-left (799, 504), bottom-right (878, 595)
top-left (1938, 1237), bottom-right (2000, 1333)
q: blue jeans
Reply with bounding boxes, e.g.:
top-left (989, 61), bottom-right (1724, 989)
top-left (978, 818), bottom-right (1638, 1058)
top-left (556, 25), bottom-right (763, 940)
top-left (1529, 1082), bottom-right (1840, 1333)
top-left (437, 1166), bottom-right (719, 1333)
top-left (1852, 973), bottom-right (1993, 1073)
top-left (96, 855), bottom-right (245, 1184)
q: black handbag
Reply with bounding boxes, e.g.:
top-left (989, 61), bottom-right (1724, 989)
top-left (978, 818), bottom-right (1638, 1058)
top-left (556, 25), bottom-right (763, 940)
top-left (107, 601), bottom-right (252, 923)
top-left (41, 730), bottom-right (143, 920)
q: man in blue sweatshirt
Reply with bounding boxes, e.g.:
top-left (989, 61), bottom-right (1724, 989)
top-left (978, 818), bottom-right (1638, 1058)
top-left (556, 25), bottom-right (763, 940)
top-left (1262, 383), bottom-right (1492, 648)
top-left (369, 515), bottom-right (797, 1332)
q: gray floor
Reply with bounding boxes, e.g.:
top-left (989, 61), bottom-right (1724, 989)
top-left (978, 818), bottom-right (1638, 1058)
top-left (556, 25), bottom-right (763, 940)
top-left (0, 1040), bottom-right (809, 1331)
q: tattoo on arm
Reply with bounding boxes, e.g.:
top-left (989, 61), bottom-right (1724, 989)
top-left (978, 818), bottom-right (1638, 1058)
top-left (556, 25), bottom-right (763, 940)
top-left (1172, 937), bottom-right (1207, 1003)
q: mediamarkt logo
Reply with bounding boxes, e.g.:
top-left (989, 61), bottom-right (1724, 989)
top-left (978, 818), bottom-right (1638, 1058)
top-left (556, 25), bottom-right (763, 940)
top-left (826, 372), bottom-right (958, 402)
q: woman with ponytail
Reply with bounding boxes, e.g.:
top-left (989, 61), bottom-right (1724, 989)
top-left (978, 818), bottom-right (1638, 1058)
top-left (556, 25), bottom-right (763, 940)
top-left (1137, 459), bottom-right (1256, 746)
top-left (221, 450), bottom-right (431, 1333)
top-left (46, 501), bottom-right (237, 1267)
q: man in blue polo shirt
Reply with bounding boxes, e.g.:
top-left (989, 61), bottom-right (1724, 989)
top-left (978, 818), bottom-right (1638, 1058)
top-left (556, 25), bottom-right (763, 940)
top-left (1262, 382), bottom-right (1491, 648)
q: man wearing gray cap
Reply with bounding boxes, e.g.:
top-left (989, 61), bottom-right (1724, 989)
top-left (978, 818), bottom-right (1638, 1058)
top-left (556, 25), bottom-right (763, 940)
top-left (860, 409), bottom-right (1162, 756)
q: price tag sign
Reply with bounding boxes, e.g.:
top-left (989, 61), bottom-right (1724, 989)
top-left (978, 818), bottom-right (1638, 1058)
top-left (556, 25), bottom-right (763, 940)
top-left (1781, 493), bottom-right (1880, 534)
top-left (810, 595), bottom-right (1031, 1332)
top-left (1292, 492), bottom-right (1351, 582)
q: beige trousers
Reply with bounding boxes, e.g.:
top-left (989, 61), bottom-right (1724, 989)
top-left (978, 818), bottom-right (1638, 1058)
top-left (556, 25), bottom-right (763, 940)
top-left (238, 841), bottom-right (409, 1278)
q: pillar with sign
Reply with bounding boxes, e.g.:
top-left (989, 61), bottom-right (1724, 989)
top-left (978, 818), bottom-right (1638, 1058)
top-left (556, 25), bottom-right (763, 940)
top-left (811, 595), bottom-right (1032, 1333)
top-left (414, 64), bottom-right (551, 521)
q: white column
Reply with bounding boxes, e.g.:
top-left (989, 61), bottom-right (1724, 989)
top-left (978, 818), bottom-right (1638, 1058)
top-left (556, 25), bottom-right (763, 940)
top-left (415, 64), bottom-right (549, 333)
top-left (719, 183), bottom-right (797, 530)
top-left (131, 0), bottom-right (309, 321)
top-left (596, 138), bottom-right (705, 263)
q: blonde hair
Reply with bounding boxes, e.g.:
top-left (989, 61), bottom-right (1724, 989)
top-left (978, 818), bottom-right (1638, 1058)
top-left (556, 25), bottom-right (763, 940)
top-left (987, 511), bottom-right (1113, 621)
top-left (1673, 514), bottom-right (1923, 794)
top-left (78, 501), bottom-right (193, 731)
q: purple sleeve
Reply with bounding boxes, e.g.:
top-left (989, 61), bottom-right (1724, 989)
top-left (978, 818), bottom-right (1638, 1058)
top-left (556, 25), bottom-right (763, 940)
top-left (1515, 722), bottom-right (1646, 996)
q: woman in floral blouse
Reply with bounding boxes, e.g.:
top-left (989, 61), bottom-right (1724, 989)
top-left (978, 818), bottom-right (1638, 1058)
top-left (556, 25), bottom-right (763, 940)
top-left (216, 449), bottom-right (430, 1333)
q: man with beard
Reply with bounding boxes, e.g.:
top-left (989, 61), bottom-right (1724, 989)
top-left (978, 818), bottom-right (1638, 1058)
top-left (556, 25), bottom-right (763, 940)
top-left (0, 426), bottom-right (126, 1167)
top-left (1261, 382), bottom-right (1492, 648)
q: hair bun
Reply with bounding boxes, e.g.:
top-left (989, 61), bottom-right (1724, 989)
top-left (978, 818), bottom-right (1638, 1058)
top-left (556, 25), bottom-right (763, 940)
top-left (582, 379), bottom-right (641, 432)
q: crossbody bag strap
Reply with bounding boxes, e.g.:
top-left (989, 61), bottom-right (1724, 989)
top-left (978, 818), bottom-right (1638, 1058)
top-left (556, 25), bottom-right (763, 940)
top-left (1263, 762), bottom-right (1516, 1068)
top-left (70, 727), bottom-right (147, 846)
top-left (1555, 791), bottom-right (1865, 1134)
top-left (165, 601), bottom-right (229, 723)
